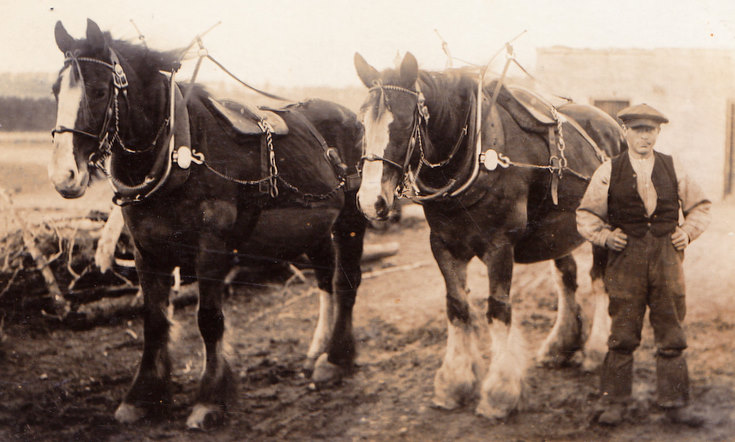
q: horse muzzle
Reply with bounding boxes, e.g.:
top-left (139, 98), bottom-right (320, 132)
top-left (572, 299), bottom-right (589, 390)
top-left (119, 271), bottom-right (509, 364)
top-left (49, 166), bottom-right (89, 198)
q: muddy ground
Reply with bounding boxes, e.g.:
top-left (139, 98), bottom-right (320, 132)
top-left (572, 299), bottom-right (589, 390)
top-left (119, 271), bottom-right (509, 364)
top-left (1, 198), bottom-right (735, 441)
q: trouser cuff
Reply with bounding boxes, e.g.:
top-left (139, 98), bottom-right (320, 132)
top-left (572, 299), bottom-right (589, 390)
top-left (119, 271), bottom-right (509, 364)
top-left (656, 353), bottom-right (689, 408)
top-left (600, 350), bottom-right (634, 400)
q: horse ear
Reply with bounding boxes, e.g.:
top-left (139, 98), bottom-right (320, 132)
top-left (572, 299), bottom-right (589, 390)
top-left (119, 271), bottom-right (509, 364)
top-left (399, 52), bottom-right (418, 88)
top-left (86, 18), bottom-right (106, 51)
top-left (54, 21), bottom-right (74, 53)
top-left (354, 53), bottom-right (380, 88)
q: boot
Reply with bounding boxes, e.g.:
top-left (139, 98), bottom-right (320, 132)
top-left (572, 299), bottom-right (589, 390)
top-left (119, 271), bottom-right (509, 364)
top-left (598, 401), bottom-right (626, 426)
top-left (665, 406), bottom-right (705, 427)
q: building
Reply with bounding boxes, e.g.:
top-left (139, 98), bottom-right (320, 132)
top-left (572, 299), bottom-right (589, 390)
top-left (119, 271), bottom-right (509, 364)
top-left (535, 47), bottom-right (735, 200)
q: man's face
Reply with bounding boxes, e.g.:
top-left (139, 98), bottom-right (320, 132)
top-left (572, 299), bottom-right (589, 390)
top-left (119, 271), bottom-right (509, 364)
top-left (624, 124), bottom-right (660, 158)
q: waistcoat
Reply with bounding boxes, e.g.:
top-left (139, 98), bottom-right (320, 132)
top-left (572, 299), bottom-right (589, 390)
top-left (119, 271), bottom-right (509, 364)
top-left (608, 151), bottom-right (679, 237)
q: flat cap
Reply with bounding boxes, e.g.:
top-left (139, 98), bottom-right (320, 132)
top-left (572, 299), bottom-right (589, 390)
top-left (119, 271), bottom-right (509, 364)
top-left (617, 103), bottom-right (669, 128)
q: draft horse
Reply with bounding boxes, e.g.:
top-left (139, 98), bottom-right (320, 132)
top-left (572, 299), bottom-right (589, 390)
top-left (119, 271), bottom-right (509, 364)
top-left (354, 52), bottom-right (625, 419)
top-left (49, 19), bottom-right (366, 429)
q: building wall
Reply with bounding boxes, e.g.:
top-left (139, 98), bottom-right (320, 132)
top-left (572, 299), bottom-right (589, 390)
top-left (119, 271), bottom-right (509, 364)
top-left (535, 47), bottom-right (735, 200)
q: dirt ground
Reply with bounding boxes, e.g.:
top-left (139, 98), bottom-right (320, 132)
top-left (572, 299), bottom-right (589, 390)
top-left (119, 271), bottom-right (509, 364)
top-left (1, 198), bottom-right (734, 442)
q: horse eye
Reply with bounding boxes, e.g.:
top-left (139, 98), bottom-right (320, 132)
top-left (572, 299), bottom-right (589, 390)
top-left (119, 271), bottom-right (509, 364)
top-left (91, 88), bottom-right (107, 100)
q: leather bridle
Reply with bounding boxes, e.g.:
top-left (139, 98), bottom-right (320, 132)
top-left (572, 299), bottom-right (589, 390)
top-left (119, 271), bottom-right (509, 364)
top-left (360, 83), bottom-right (428, 176)
top-left (361, 81), bottom-right (473, 200)
top-left (51, 48), bottom-right (169, 172)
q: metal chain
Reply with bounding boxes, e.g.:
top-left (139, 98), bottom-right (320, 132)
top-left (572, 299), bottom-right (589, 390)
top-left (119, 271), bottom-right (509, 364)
top-left (200, 117), bottom-right (346, 202)
top-left (550, 107), bottom-right (568, 176)
top-left (258, 121), bottom-right (280, 197)
top-left (202, 161), bottom-right (345, 201)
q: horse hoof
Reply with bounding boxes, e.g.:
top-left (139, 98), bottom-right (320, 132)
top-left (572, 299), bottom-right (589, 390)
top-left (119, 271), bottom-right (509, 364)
top-left (302, 357), bottom-right (317, 378)
top-left (431, 395), bottom-right (460, 410)
top-left (475, 400), bottom-right (510, 421)
top-left (114, 402), bottom-right (147, 424)
top-left (581, 350), bottom-right (605, 373)
top-left (186, 403), bottom-right (224, 431)
top-left (311, 354), bottom-right (343, 386)
top-left (536, 351), bottom-right (577, 368)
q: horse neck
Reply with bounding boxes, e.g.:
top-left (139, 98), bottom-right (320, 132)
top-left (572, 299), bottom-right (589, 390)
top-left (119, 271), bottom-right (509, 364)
top-left (416, 76), bottom-right (475, 169)
top-left (422, 80), bottom-right (472, 148)
top-left (110, 71), bottom-right (169, 183)
top-left (119, 71), bottom-right (168, 147)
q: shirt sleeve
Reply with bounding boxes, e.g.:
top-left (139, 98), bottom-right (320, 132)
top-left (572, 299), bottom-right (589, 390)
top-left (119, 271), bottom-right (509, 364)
top-left (673, 157), bottom-right (711, 242)
top-left (576, 160), bottom-right (613, 247)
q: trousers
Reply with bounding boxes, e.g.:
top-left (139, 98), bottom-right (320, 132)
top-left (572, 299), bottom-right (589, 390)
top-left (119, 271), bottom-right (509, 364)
top-left (601, 231), bottom-right (690, 408)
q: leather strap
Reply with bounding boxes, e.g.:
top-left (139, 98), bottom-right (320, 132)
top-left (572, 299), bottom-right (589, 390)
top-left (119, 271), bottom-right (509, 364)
top-left (549, 126), bottom-right (559, 205)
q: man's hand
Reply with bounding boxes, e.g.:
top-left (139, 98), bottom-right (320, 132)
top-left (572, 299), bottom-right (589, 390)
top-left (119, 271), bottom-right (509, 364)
top-left (605, 228), bottom-right (628, 251)
top-left (671, 227), bottom-right (690, 251)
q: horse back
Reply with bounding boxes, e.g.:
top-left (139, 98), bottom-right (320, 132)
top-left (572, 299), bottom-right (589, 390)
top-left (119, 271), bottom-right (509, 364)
top-left (284, 99), bottom-right (364, 182)
top-left (558, 103), bottom-right (626, 159)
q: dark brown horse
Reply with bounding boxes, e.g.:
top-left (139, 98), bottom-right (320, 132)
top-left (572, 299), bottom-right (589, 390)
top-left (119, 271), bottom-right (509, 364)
top-left (354, 52), bottom-right (625, 420)
top-left (49, 19), bottom-right (366, 429)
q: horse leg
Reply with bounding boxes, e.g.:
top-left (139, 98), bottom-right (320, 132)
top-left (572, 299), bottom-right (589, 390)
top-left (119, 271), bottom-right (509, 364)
top-left (114, 250), bottom-right (175, 423)
top-left (187, 204), bottom-right (239, 430)
top-left (313, 204), bottom-right (366, 384)
top-left (476, 244), bottom-right (529, 420)
top-left (95, 205), bottom-right (124, 273)
top-left (582, 245), bottom-right (610, 372)
top-left (303, 237), bottom-right (337, 378)
top-left (430, 232), bottom-right (483, 410)
top-left (536, 255), bottom-right (584, 367)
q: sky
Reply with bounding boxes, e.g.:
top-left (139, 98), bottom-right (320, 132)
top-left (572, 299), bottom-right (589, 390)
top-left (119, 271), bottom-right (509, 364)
top-left (3, 0), bottom-right (735, 88)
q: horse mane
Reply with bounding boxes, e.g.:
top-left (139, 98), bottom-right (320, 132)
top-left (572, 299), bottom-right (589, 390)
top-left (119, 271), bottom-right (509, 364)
top-left (108, 37), bottom-right (183, 78)
top-left (417, 69), bottom-right (478, 120)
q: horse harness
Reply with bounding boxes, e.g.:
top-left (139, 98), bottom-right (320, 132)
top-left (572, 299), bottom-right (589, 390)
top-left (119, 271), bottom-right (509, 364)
top-left (366, 77), bottom-right (603, 205)
top-left (52, 49), bottom-right (172, 169)
top-left (52, 48), bottom-right (353, 206)
top-left (363, 82), bottom-right (476, 202)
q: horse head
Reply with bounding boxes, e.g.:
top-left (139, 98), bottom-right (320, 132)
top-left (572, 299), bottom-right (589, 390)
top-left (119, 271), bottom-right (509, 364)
top-left (50, 19), bottom-right (179, 199)
top-left (354, 52), bottom-right (422, 220)
top-left (50, 19), bottom-right (114, 197)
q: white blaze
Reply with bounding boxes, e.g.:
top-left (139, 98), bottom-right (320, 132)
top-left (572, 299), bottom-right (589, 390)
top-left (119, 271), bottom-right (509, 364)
top-left (49, 66), bottom-right (84, 190)
top-left (357, 106), bottom-right (393, 219)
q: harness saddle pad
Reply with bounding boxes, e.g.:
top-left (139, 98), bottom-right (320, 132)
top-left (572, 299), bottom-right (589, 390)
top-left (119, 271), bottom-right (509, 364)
top-left (208, 97), bottom-right (289, 136)
top-left (489, 81), bottom-right (557, 133)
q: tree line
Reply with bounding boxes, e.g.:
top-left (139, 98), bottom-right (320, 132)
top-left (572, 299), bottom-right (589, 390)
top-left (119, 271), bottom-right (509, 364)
top-left (0, 97), bottom-right (56, 131)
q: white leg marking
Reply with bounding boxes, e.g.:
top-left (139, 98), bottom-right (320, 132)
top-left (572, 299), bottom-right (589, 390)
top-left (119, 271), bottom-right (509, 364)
top-left (582, 278), bottom-right (610, 372)
top-left (536, 261), bottom-right (581, 366)
top-left (307, 288), bottom-right (335, 361)
top-left (95, 205), bottom-right (125, 273)
top-left (476, 320), bottom-right (528, 420)
top-left (357, 106), bottom-right (393, 220)
top-left (433, 319), bottom-right (484, 409)
top-left (186, 403), bottom-right (223, 430)
top-left (114, 402), bottom-right (147, 424)
top-left (49, 67), bottom-right (85, 192)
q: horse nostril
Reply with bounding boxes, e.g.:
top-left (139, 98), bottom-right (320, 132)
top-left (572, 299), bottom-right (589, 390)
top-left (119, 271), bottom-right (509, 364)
top-left (375, 196), bottom-right (389, 219)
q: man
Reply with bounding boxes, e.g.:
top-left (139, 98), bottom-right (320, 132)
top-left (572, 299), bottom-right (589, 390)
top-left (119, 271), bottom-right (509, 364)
top-left (576, 103), bottom-right (711, 426)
